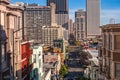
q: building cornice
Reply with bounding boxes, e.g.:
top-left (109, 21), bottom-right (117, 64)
top-left (101, 24), bottom-right (120, 32)
top-left (7, 5), bottom-right (23, 12)
top-left (0, 0), bottom-right (10, 5)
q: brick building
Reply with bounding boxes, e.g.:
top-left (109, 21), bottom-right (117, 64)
top-left (0, 0), bottom-right (22, 79)
top-left (99, 24), bottom-right (120, 80)
top-left (21, 41), bottom-right (33, 80)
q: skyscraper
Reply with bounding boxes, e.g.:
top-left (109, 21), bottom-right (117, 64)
top-left (68, 19), bottom-right (73, 35)
top-left (23, 3), bottom-right (56, 43)
top-left (47, 0), bottom-right (69, 29)
top-left (47, 0), bottom-right (68, 14)
top-left (86, 0), bottom-right (100, 38)
top-left (42, 25), bottom-right (63, 46)
top-left (75, 9), bottom-right (86, 40)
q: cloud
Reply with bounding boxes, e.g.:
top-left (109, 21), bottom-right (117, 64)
top-left (101, 9), bottom-right (120, 19)
top-left (69, 9), bottom-right (120, 25)
top-left (101, 9), bottom-right (120, 25)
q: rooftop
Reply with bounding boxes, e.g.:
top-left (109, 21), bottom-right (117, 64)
top-left (86, 49), bottom-right (99, 66)
top-left (43, 62), bottom-right (58, 69)
top-left (90, 57), bottom-right (99, 66)
top-left (100, 24), bottom-right (120, 29)
top-left (43, 68), bottom-right (51, 78)
top-left (44, 52), bottom-right (59, 56)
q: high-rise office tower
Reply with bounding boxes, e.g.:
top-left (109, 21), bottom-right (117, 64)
top-left (42, 25), bottom-right (63, 46)
top-left (23, 3), bottom-right (56, 43)
top-left (68, 19), bottom-right (73, 35)
top-left (47, 0), bottom-right (68, 14)
top-left (75, 9), bottom-right (86, 40)
top-left (86, 0), bottom-right (100, 38)
top-left (47, 0), bottom-right (69, 29)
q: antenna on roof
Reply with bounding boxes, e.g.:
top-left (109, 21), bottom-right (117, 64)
top-left (109, 18), bottom-right (115, 24)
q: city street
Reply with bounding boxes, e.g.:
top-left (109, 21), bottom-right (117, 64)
top-left (65, 46), bottom-right (85, 80)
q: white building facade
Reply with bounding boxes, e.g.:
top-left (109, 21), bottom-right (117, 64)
top-left (31, 44), bottom-right (44, 80)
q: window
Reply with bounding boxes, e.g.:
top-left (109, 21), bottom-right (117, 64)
top-left (107, 34), bottom-right (110, 50)
top-left (39, 59), bottom-right (41, 68)
top-left (99, 49), bottom-right (102, 57)
top-left (110, 35), bottom-right (112, 50)
top-left (39, 51), bottom-right (41, 56)
top-left (114, 35), bottom-right (120, 49)
top-left (1, 44), bottom-right (6, 62)
top-left (34, 69), bottom-right (37, 77)
top-left (104, 34), bottom-right (106, 47)
top-left (22, 45), bottom-right (26, 53)
top-left (18, 17), bottom-right (21, 29)
top-left (33, 55), bottom-right (36, 63)
top-left (81, 24), bottom-right (83, 30)
top-left (115, 63), bottom-right (120, 78)
top-left (81, 18), bottom-right (83, 23)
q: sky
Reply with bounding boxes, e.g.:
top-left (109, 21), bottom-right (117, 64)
top-left (11, 0), bottom-right (120, 25)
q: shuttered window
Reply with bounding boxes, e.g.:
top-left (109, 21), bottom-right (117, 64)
top-left (115, 63), bottom-right (120, 78)
top-left (114, 35), bottom-right (120, 49)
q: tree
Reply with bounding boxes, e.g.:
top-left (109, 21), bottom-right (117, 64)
top-left (77, 76), bottom-right (89, 80)
top-left (75, 40), bottom-right (81, 46)
top-left (69, 33), bottom-right (76, 45)
top-left (59, 65), bottom-right (68, 77)
top-left (66, 45), bottom-right (70, 53)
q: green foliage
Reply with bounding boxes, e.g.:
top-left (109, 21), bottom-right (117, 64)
top-left (77, 76), bottom-right (89, 80)
top-left (66, 46), bottom-right (70, 53)
top-left (51, 77), bottom-right (56, 80)
top-left (59, 65), bottom-right (68, 77)
top-left (75, 40), bottom-right (81, 46)
top-left (65, 54), bottom-right (69, 60)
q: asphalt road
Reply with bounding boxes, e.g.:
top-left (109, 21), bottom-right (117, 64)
top-left (65, 46), bottom-right (85, 80)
